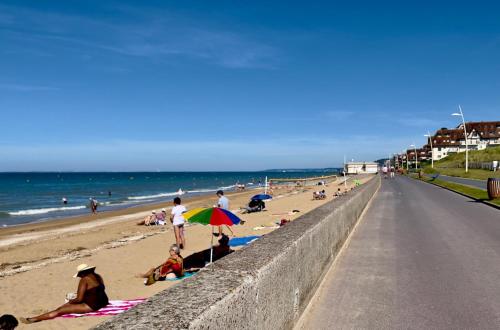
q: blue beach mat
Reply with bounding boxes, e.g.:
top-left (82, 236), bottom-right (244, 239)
top-left (165, 271), bottom-right (196, 281)
top-left (229, 235), bottom-right (261, 247)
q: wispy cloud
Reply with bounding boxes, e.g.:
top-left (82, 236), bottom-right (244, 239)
top-left (0, 83), bottom-right (59, 92)
top-left (0, 4), bottom-right (279, 69)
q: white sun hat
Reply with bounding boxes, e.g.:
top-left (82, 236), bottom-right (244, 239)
top-left (73, 263), bottom-right (96, 278)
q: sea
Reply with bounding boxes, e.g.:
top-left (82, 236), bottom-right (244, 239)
top-left (0, 170), bottom-right (339, 227)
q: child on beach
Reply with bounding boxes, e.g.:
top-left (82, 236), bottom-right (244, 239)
top-left (170, 197), bottom-right (186, 249)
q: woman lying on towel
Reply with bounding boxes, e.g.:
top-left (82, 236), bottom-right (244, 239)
top-left (20, 264), bottom-right (109, 324)
top-left (137, 244), bottom-right (184, 285)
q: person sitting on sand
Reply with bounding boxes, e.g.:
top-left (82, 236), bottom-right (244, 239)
top-left (137, 211), bottom-right (157, 226)
top-left (20, 264), bottom-right (109, 324)
top-left (136, 244), bottom-right (184, 285)
top-left (335, 188), bottom-right (343, 197)
top-left (184, 234), bottom-right (233, 271)
top-left (241, 199), bottom-right (265, 214)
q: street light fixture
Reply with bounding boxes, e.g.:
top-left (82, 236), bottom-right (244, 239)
top-left (424, 131), bottom-right (434, 169)
top-left (410, 143), bottom-right (418, 170)
top-left (451, 105), bottom-right (468, 173)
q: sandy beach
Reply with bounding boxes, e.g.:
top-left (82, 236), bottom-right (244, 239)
top-left (0, 176), bottom-right (371, 329)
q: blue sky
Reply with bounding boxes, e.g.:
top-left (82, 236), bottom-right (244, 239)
top-left (1, 1), bottom-right (499, 171)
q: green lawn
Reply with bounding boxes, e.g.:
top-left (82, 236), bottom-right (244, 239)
top-left (422, 167), bottom-right (500, 180)
top-left (421, 177), bottom-right (500, 207)
top-left (421, 146), bottom-right (500, 180)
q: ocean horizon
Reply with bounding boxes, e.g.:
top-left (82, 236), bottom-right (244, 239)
top-left (0, 170), bottom-right (339, 227)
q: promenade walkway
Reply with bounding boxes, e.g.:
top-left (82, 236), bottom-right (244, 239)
top-left (298, 175), bottom-right (500, 329)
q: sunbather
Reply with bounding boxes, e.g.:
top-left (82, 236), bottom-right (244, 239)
top-left (184, 234), bottom-right (233, 271)
top-left (137, 244), bottom-right (184, 285)
top-left (20, 264), bottom-right (109, 324)
top-left (241, 199), bottom-right (266, 213)
top-left (313, 190), bottom-right (326, 200)
top-left (137, 211), bottom-right (157, 226)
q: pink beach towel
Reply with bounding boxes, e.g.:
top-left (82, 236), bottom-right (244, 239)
top-left (60, 299), bottom-right (146, 318)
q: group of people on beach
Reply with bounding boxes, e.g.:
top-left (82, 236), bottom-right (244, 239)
top-left (17, 190), bottom-right (234, 325)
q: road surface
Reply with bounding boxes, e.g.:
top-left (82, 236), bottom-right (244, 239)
top-left (299, 175), bottom-right (500, 329)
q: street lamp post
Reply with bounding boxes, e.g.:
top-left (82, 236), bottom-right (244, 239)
top-left (410, 144), bottom-right (418, 170)
top-left (452, 105), bottom-right (468, 173)
top-left (424, 131), bottom-right (434, 169)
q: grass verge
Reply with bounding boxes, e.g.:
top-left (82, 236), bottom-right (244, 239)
top-left (420, 177), bottom-right (500, 207)
top-left (422, 167), bottom-right (500, 180)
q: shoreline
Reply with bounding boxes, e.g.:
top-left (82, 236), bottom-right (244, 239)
top-left (0, 175), bottom-right (371, 330)
top-left (0, 188), bottom-right (254, 245)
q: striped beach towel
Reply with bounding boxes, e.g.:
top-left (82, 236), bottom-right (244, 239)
top-left (60, 299), bottom-right (146, 318)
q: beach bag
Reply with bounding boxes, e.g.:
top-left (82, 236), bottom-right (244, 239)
top-left (144, 267), bottom-right (163, 286)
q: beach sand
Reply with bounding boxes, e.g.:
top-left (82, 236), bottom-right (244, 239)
top-left (0, 175), bottom-right (372, 329)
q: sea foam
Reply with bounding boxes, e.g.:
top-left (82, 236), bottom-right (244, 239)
top-left (9, 205), bottom-right (86, 216)
top-left (127, 191), bottom-right (181, 200)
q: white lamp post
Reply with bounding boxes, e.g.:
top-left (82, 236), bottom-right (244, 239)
top-left (410, 144), bottom-right (418, 170)
top-left (424, 131), bottom-right (434, 168)
top-left (452, 105), bottom-right (468, 173)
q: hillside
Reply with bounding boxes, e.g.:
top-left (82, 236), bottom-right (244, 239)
top-left (433, 146), bottom-right (500, 168)
top-left (423, 146), bottom-right (500, 180)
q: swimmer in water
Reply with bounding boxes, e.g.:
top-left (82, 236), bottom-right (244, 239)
top-left (62, 197), bottom-right (68, 205)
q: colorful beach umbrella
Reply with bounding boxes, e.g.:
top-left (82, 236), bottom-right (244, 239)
top-left (184, 207), bottom-right (241, 226)
top-left (182, 207), bottom-right (206, 220)
top-left (251, 194), bottom-right (273, 201)
top-left (183, 207), bottom-right (242, 264)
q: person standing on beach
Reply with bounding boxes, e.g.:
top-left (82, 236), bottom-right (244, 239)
top-left (89, 198), bottom-right (97, 214)
top-left (216, 190), bottom-right (233, 235)
top-left (170, 197), bottom-right (186, 249)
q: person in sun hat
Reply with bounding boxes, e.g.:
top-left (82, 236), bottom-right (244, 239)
top-left (20, 264), bottom-right (109, 324)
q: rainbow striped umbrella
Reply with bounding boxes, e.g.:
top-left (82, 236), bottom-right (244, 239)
top-left (184, 207), bottom-right (241, 264)
top-left (185, 207), bottom-right (241, 226)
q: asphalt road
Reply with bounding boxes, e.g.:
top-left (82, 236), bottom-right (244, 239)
top-left (437, 174), bottom-right (487, 190)
top-left (299, 175), bottom-right (500, 330)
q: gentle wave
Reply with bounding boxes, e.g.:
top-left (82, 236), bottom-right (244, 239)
top-left (187, 188), bottom-right (217, 194)
top-left (8, 205), bottom-right (86, 216)
top-left (128, 191), bottom-right (181, 200)
top-left (218, 184), bottom-right (236, 190)
top-left (128, 184), bottom-right (237, 201)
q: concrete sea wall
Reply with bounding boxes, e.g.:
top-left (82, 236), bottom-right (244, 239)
top-left (95, 175), bottom-right (380, 330)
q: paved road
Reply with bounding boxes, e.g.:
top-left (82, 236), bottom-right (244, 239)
top-left (436, 174), bottom-right (487, 190)
top-left (299, 175), bottom-right (500, 329)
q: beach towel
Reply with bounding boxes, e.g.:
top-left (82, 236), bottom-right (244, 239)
top-left (229, 236), bottom-right (261, 247)
top-left (60, 299), bottom-right (146, 318)
top-left (165, 271), bottom-right (195, 281)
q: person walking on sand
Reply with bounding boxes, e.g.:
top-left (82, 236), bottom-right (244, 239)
top-left (20, 264), bottom-right (109, 324)
top-left (170, 197), bottom-right (186, 249)
top-left (89, 198), bottom-right (98, 214)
